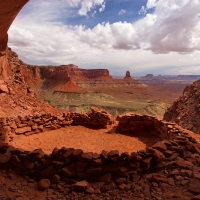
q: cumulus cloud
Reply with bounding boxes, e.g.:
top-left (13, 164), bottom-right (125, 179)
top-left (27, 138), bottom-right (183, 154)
top-left (146, 0), bottom-right (158, 9)
top-left (138, 6), bottom-right (147, 15)
top-left (68, 0), bottom-right (105, 16)
top-left (99, 2), bottom-right (105, 12)
top-left (76, 22), bottom-right (139, 50)
top-left (76, 0), bottom-right (200, 54)
top-left (118, 9), bottom-right (126, 16)
top-left (10, 0), bottom-right (200, 54)
top-left (139, 0), bottom-right (200, 53)
top-left (8, 0), bottom-right (200, 75)
top-left (23, 0), bottom-right (106, 20)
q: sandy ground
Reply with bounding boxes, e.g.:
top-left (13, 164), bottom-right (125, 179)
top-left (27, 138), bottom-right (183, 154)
top-left (10, 126), bottom-right (159, 154)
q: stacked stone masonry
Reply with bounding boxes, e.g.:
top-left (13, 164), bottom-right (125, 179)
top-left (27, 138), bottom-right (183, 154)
top-left (0, 107), bottom-right (114, 143)
top-left (1, 111), bottom-right (200, 198)
top-left (116, 113), bottom-right (179, 140)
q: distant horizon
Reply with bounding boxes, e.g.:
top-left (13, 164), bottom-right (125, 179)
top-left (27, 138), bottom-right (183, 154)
top-left (22, 60), bottom-right (200, 77)
top-left (20, 57), bottom-right (200, 77)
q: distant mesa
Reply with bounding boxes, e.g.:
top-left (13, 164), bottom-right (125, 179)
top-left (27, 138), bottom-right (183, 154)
top-left (123, 71), bottom-right (133, 80)
top-left (125, 71), bottom-right (131, 78)
top-left (145, 74), bottom-right (154, 78)
top-left (60, 64), bottom-right (78, 69)
top-left (175, 75), bottom-right (200, 81)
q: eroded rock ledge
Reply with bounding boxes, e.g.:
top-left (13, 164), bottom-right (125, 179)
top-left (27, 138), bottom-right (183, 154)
top-left (164, 79), bottom-right (200, 134)
top-left (0, 108), bottom-right (181, 143)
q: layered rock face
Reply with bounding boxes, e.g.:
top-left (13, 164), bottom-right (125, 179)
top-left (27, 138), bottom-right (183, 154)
top-left (26, 65), bottom-right (111, 81)
top-left (0, 0), bottom-right (29, 79)
top-left (22, 64), bottom-right (144, 91)
top-left (175, 75), bottom-right (200, 81)
top-left (0, 48), bottom-right (61, 118)
top-left (164, 79), bottom-right (200, 133)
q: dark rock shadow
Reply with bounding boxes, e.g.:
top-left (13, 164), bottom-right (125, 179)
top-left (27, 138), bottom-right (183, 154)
top-left (105, 125), bottom-right (161, 149)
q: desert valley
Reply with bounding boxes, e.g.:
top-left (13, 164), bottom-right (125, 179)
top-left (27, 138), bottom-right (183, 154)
top-left (1, 1), bottom-right (200, 200)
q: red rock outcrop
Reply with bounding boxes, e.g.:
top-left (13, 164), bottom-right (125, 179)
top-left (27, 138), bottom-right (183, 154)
top-left (175, 75), bottom-right (200, 81)
top-left (25, 65), bottom-right (112, 81)
top-left (164, 79), bottom-right (200, 133)
top-left (123, 71), bottom-right (135, 82)
top-left (0, 0), bottom-right (29, 79)
top-left (0, 48), bottom-right (61, 118)
top-left (124, 71), bottom-right (131, 78)
top-left (19, 64), bottom-right (145, 93)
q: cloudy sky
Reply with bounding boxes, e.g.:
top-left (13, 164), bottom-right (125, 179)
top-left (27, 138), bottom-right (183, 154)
top-left (8, 0), bottom-right (200, 76)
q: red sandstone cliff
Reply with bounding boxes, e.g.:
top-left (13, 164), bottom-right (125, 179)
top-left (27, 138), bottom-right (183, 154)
top-left (0, 0), bottom-right (29, 79)
top-left (26, 65), bottom-right (112, 81)
top-left (5, 48), bottom-right (145, 97)
top-left (0, 0), bottom-right (61, 118)
top-left (163, 79), bottom-right (200, 133)
top-left (0, 0), bottom-right (143, 93)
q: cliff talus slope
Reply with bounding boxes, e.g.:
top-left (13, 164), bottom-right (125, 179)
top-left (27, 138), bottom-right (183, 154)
top-left (164, 79), bottom-right (200, 133)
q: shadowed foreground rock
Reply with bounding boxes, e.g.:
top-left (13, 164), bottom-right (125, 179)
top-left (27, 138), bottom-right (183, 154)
top-left (164, 79), bottom-right (200, 133)
top-left (1, 112), bottom-right (200, 199)
top-left (0, 0), bottom-right (29, 78)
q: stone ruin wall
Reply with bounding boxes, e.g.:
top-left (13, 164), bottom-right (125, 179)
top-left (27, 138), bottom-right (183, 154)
top-left (0, 109), bottom-right (181, 144)
top-left (0, 107), bottom-right (114, 143)
top-left (1, 109), bottom-right (200, 193)
top-left (116, 113), bottom-right (177, 140)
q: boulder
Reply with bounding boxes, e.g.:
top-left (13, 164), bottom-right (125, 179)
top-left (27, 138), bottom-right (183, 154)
top-left (152, 174), bottom-right (168, 183)
top-left (0, 152), bottom-right (12, 164)
top-left (72, 180), bottom-right (89, 191)
top-left (38, 179), bottom-right (51, 191)
top-left (15, 127), bottom-right (31, 135)
top-left (62, 166), bottom-right (77, 177)
top-left (146, 147), bottom-right (165, 162)
top-left (193, 194), bottom-right (200, 200)
top-left (23, 159), bottom-right (34, 170)
top-left (0, 84), bottom-right (9, 93)
top-left (189, 179), bottom-right (200, 193)
top-left (41, 165), bottom-right (56, 178)
top-left (98, 173), bottom-right (112, 184)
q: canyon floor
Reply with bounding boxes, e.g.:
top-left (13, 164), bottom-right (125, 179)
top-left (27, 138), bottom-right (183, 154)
top-left (1, 78), bottom-right (200, 200)
top-left (9, 124), bottom-right (160, 155)
top-left (42, 81), bottom-right (190, 118)
top-left (4, 124), bottom-right (200, 200)
top-left (5, 120), bottom-right (200, 200)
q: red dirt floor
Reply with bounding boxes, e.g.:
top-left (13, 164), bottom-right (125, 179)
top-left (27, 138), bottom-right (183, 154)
top-left (10, 126), bottom-right (160, 154)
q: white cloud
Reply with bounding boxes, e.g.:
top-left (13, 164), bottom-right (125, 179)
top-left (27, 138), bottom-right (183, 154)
top-left (68, 0), bottom-right (81, 7)
top-left (76, 22), bottom-right (139, 50)
top-left (8, 0), bottom-right (200, 75)
top-left (76, 0), bottom-right (200, 54)
top-left (146, 0), bottom-right (158, 9)
top-left (77, 0), bottom-right (106, 16)
top-left (24, 0), bottom-right (106, 19)
top-left (99, 2), bottom-right (105, 12)
top-left (118, 9), bottom-right (126, 16)
top-left (92, 10), bottom-right (97, 17)
top-left (140, 0), bottom-right (200, 53)
top-left (139, 6), bottom-right (146, 15)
